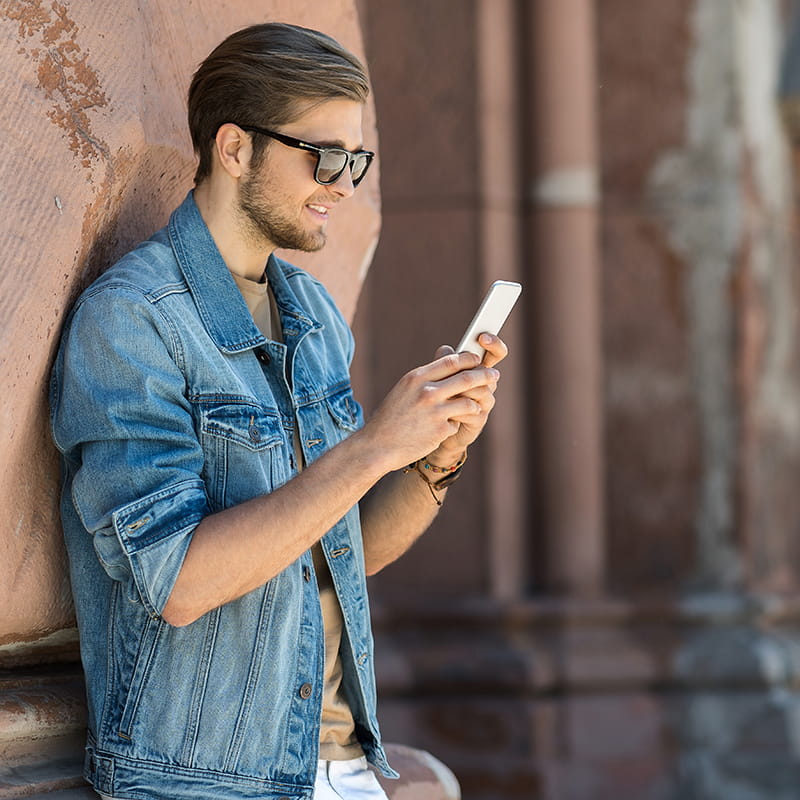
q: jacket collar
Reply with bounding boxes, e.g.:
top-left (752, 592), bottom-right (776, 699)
top-left (167, 191), bottom-right (320, 353)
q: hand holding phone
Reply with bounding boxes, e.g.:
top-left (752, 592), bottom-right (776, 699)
top-left (456, 280), bottom-right (522, 356)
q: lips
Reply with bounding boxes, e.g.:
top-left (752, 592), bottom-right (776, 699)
top-left (306, 203), bottom-right (330, 218)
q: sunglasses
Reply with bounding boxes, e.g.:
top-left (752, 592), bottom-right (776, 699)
top-left (239, 125), bottom-right (375, 187)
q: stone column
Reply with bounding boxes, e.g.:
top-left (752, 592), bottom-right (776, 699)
top-left (476, 0), bottom-right (528, 601)
top-left (524, 0), bottom-right (605, 597)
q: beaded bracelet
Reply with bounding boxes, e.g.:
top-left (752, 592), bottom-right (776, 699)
top-left (403, 452), bottom-right (468, 506)
top-left (417, 452), bottom-right (467, 475)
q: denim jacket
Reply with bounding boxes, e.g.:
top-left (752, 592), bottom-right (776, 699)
top-left (49, 192), bottom-right (394, 800)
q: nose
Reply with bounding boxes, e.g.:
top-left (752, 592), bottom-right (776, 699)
top-left (329, 166), bottom-right (356, 198)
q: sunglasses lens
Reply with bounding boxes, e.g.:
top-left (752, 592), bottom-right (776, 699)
top-left (351, 153), bottom-right (372, 186)
top-left (316, 150), bottom-right (349, 184)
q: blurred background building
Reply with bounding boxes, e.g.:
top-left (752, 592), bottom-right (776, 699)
top-left (4, 1), bottom-right (800, 798)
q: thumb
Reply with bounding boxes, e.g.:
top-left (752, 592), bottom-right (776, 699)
top-left (435, 344), bottom-right (455, 359)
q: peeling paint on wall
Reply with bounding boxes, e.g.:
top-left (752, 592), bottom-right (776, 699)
top-left (6, 0), bottom-right (110, 169)
top-left (647, 0), bottom-right (797, 591)
top-left (649, 0), bottom-right (742, 589)
top-left (0, 0), bottom-right (379, 649)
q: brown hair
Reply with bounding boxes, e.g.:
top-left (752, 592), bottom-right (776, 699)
top-left (188, 22), bottom-right (370, 184)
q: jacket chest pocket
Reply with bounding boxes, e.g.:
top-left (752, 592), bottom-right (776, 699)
top-left (197, 402), bottom-right (287, 508)
top-left (297, 388), bottom-right (362, 467)
top-left (326, 388), bottom-right (361, 433)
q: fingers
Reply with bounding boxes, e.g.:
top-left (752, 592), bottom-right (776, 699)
top-left (403, 352), bottom-right (499, 421)
top-left (367, 342), bottom-right (506, 470)
top-left (456, 384), bottom-right (497, 414)
top-left (477, 334), bottom-right (508, 368)
top-left (419, 350), bottom-right (502, 388)
top-left (435, 344), bottom-right (455, 359)
top-left (443, 395), bottom-right (484, 424)
top-left (428, 366), bottom-right (500, 407)
top-left (419, 350), bottom-right (481, 381)
top-left (435, 335), bottom-right (508, 368)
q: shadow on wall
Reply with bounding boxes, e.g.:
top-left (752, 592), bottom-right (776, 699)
top-left (0, 2), bottom-right (380, 794)
top-left (0, 0), bottom-right (378, 654)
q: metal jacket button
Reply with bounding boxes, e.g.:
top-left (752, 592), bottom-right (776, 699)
top-left (299, 682), bottom-right (313, 699)
top-left (256, 349), bottom-right (270, 364)
top-left (248, 426), bottom-right (261, 442)
top-left (303, 565), bottom-right (312, 582)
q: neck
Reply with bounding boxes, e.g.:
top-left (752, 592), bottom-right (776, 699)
top-left (193, 180), bottom-right (273, 282)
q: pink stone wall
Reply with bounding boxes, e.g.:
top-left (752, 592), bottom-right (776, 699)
top-left (598, 0), bottom-right (700, 592)
top-left (0, 0), bottom-right (379, 651)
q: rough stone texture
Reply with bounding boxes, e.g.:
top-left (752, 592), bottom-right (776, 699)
top-left (377, 744), bottom-right (461, 800)
top-left (601, 0), bottom-right (800, 597)
top-left (0, 0), bottom-right (379, 652)
top-left (7, 0), bottom-right (800, 798)
top-left (598, 0), bottom-right (701, 593)
top-left (356, 0), bottom-right (489, 603)
top-left (373, 599), bottom-right (680, 800)
top-left (671, 612), bottom-right (800, 800)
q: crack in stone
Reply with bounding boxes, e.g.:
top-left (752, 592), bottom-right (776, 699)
top-left (6, 0), bottom-right (110, 169)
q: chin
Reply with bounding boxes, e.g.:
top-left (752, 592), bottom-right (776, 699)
top-left (298, 232), bottom-right (327, 253)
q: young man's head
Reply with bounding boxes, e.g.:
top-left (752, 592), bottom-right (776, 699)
top-left (188, 22), bottom-right (370, 186)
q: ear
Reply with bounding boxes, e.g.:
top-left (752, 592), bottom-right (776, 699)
top-left (212, 123), bottom-right (252, 180)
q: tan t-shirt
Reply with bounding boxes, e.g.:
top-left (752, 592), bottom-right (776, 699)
top-left (231, 271), bottom-right (362, 761)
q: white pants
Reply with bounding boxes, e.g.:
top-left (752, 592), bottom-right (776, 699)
top-left (99, 757), bottom-right (389, 800)
top-left (314, 756), bottom-right (390, 800)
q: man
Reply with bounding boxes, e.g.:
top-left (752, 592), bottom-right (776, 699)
top-left (50, 22), bottom-right (506, 800)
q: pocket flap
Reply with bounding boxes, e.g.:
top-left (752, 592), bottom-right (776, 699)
top-left (200, 404), bottom-right (283, 450)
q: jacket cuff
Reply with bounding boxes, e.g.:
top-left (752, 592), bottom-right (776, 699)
top-left (104, 479), bottom-right (209, 618)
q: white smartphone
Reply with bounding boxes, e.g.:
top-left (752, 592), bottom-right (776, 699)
top-left (456, 280), bottom-right (522, 356)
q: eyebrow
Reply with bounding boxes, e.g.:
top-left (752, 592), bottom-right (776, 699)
top-left (312, 138), bottom-right (366, 151)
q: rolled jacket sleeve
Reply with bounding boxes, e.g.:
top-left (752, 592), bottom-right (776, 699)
top-left (51, 283), bottom-right (210, 618)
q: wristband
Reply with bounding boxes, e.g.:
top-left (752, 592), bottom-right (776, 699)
top-left (403, 452), bottom-right (467, 505)
top-left (418, 452), bottom-right (467, 476)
